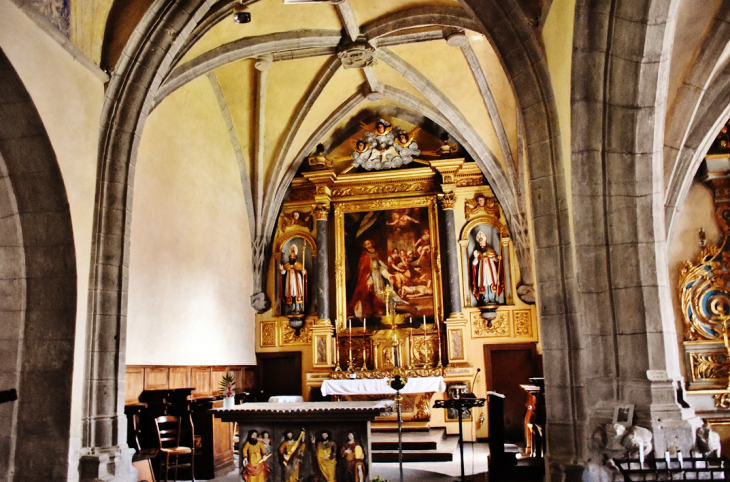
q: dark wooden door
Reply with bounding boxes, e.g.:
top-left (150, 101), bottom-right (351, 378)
top-left (483, 343), bottom-right (540, 444)
top-left (256, 352), bottom-right (302, 400)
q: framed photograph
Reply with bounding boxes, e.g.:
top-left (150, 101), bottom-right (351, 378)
top-left (334, 196), bottom-right (442, 329)
top-left (613, 404), bottom-right (634, 427)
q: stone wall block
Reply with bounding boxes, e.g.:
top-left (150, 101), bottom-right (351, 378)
top-left (98, 264), bottom-right (123, 293)
top-left (636, 60), bottom-right (662, 109)
top-left (608, 56), bottom-right (642, 106)
top-left (584, 334), bottom-right (617, 378)
top-left (571, 101), bottom-right (603, 153)
top-left (540, 314), bottom-right (571, 350)
top-left (0, 101), bottom-right (44, 140)
top-left (99, 232), bottom-right (123, 267)
top-left (526, 139), bottom-right (554, 180)
top-left (522, 102), bottom-right (551, 146)
top-left (0, 309), bottom-right (23, 343)
top-left (25, 276), bottom-right (75, 312)
top-left (488, 18), bottom-right (517, 54)
top-left (573, 10), bottom-right (609, 55)
top-left (644, 331), bottom-right (669, 372)
top-left (95, 289), bottom-right (121, 317)
top-left (0, 136), bottom-right (56, 175)
top-left (613, 286), bottom-right (646, 334)
top-left (0, 278), bottom-right (25, 311)
top-left (92, 315), bottom-right (122, 353)
top-left (532, 212), bottom-right (560, 248)
top-left (0, 338), bottom-right (20, 372)
top-left (575, 248), bottom-right (610, 294)
top-left (606, 105), bottom-right (639, 154)
top-left (617, 333), bottom-right (651, 379)
top-left (572, 193), bottom-right (606, 247)
top-left (634, 194), bottom-right (656, 243)
top-left (24, 245), bottom-right (74, 279)
top-left (579, 292), bottom-right (614, 335)
top-left (98, 205), bottom-right (125, 238)
top-left (608, 242), bottom-right (642, 289)
top-left (544, 420), bottom-right (578, 457)
top-left (571, 51), bottom-right (605, 103)
top-left (535, 245), bottom-right (562, 284)
top-left (639, 286), bottom-right (663, 334)
top-left (22, 210), bottom-right (74, 247)
top-left (91, 349), bottom-right (119, 382)
top-left (0, 182), bottom-right (19, 222)
top-left (543, 346), bottom-right (573, 387)
top-left (22, 338), bottom-right (73, 372)
top-left (25, 309), bottom-right (75, 341)
top-left (611, 16), bottom-right (648, 61)
top-left (0, 245), bottom-right (23, 278)
top-left (606, 196), bottom-right (638, 246)
top-left (528, 175), bottom-right (558, 218)
top-left (14, 435), bottom-right (69, 477)
top-left (634, 107), bottom-right (657, 149)
top-left (512, 67), bottom-right (541, 109)
top-left (642, 21), bottom-right (670, 65)
top-left (17, 372), bottom-right (71, 423)
top-left (636, 241), bottom-right (661, 288)
top-left (605, 152), bottom-right (647, 197)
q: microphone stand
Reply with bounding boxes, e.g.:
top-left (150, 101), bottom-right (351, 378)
top-left (433, 395), bottom-right (485, 482)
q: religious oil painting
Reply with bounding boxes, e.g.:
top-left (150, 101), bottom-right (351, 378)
top-left (275, 234), bottom-right (315, 317)
top-left (335, 197), bottom-right (441, 329)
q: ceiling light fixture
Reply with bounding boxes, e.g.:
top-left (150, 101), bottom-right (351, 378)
top-left (233, 1), bottom-right (251, 23)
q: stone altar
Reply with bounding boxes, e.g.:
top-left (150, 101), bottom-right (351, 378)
top-left (212, 401), bottom-right (394, 481)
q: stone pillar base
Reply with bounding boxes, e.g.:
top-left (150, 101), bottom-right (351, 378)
top-left (79, 445), bottom-right (137, 482)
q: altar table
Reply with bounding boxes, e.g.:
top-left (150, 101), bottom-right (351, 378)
top-left (212, 401), bottom-right (394, 481)
top-left (320, 376), bottom-right (446, 396)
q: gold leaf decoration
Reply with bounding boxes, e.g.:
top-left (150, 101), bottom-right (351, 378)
top-left (261, 321), bottom-right (277, 347)
top-left (472, 311), bottom-right (509, 337)
top-left (514, 310), bottom-right (532, 337)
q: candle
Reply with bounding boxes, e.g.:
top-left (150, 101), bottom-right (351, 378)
top-left (677, 450), bottom-right (683, 469)
top-left (363, 318), bottom-right (366, 332)
top-left (409, 317), bottom-right (412, 324)
top-left (639, 442), bottom-right (644, 468)
top-left (664, 451), bottom-right (670, 467)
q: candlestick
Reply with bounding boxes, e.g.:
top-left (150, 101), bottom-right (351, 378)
top-left (348, 318), bottom-right (353, 371)
top-left (394, 342), bottom-right (400, 368)
top-left (409, 329), bottom-right (413, 368)
top-left (334, 328), bottom-right (341, 371)
top-left (436, 314), bottom-right (443, 369)
top-left (639, 441), bottom-right (644, 468)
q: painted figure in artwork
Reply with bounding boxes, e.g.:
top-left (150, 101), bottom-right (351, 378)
top-left (279, 243), bottom-right (307, 315)
top-left (471, 230), bottom-right (503, 305)
top-left (311, 430), bottom-right (337, 482)
top-left (278, 429), bottom-right (305, 482)
top-left (341, 432), bottom-right (366, 482)
top-left (348, 239), bottom-right (392, 317)
top-left (241, 430), bottom-right (271, 482)
top-left (260, 431), bottom-right (273, 472)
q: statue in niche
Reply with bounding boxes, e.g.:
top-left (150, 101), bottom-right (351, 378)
top-left (470, 229), bottom-right (504, 306)
top-left (465, 193), bottom-right (501, 220)
top-left (279, 242), bottom-right (308, 316)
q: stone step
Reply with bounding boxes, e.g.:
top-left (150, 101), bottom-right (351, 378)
top-left (371, 429), bottom-right (458, 463)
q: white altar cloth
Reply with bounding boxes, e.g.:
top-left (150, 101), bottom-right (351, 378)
top-left (320, 376), bottom-right (446, 396)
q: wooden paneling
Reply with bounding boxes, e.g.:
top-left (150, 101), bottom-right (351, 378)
top-left (169, 367), bottom-right (190, 389)
top-left (211, 367), bottom-right (228, 397)
top-left (192, 367), bottom-right (211, 398)
top-left (145, 367), bottom-right (169, 390)
top-left (125, 365), bottom-right (256, 402)
top-left (125, 367), bottom-right (145, 403)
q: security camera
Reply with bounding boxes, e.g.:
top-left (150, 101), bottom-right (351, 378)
top-left (233, 11), bottom-right (251, 23)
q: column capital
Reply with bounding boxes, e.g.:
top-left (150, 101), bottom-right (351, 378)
top-left (430, 158), bottom-right (465, 188)
top-left (438, 192), bottom-right (457, 210)
top-left (314, 202), bottom-right (330, 220)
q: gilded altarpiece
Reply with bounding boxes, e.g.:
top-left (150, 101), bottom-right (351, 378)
top-left (679, 165), bottom-right (730, 409)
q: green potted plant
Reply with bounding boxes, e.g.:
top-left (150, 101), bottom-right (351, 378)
top-left (219, 372), bottom-right (236, 408)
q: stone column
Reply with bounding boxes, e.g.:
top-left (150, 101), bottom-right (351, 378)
top-left (439, 192), bottom-right (463, 317)
top-left (314, 202), bottom-right (331, 323)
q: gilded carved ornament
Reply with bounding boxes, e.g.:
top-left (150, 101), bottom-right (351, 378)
top-left (438, 192), bottom-right (457, 210)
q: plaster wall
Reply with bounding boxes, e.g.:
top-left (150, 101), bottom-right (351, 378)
top-left (0, 1), bottom-right (104, 478)
top-left (128, 75), bottom-right (257, 366)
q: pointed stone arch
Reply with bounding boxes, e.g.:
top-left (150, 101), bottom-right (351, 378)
top-left (0, 48), bottom-right (77, 482)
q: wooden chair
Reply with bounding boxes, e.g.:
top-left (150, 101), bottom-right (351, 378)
top-left (154, 415), bottom-right (195, 482)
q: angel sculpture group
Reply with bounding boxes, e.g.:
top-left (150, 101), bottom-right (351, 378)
top-left (351, 119), bottom-right (421, 171)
